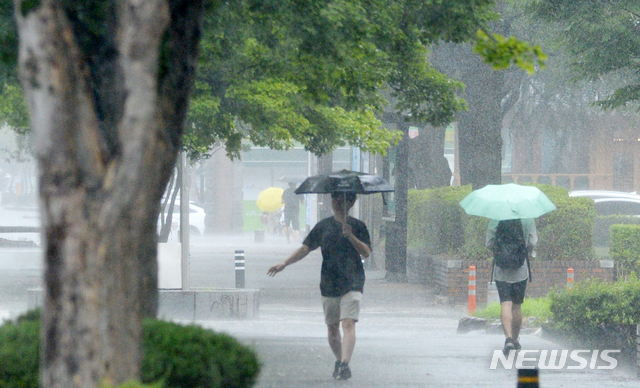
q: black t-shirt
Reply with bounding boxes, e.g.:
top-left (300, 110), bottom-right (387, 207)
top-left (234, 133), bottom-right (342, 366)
top-left (282, 188), bottom-right (299, 214)
top-left (303, 216), bottom-right (371, 297)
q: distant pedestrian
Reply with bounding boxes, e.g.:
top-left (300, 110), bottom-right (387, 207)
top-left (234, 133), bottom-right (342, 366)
top-left (486, 218), bottom-right (537, 355)
top-left (281, 182), bottom-right (304, 243)
top-left (267, 192), bottom-right (371, 380)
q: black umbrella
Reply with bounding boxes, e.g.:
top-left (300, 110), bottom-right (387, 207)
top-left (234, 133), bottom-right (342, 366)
top-left (295, 170), bottom-right (394, 220)
top-left (295, 169), bottom-right (394, 194)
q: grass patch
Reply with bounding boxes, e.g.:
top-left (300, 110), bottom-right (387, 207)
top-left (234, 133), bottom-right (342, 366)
top-left (473, 297), bottom-right (552, 326)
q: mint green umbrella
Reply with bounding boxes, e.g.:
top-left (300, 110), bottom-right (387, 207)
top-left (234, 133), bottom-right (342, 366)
top-left (459, 183), bottom-right (557, 220)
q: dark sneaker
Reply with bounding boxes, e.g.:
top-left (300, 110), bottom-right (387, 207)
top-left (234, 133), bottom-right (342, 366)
top-left (503, 337), bottom-right (516, 356)
top-left (513, 340), bottom-right (522, 351)
top-left (338, 362), bottom-right (352, 380)
top-left (332, 360), bottom-right (341, 379)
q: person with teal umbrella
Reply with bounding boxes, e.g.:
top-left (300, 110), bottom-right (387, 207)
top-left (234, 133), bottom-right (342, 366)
top-left (460, 183), bottom-right (556, 355)
top-left (486, 218), bottom-right (537, 355)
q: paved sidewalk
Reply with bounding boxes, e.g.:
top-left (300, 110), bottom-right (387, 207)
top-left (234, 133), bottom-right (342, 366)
top-left (194, 236), bottom-right (639, 388)
top-left (2, 231), bottom-right (638, 387)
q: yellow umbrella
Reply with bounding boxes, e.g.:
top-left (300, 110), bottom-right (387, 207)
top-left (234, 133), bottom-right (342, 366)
top-left (257, 187), bottom-right (284, 212)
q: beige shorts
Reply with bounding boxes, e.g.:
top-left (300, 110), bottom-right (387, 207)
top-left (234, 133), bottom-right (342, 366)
top-left (322, 291), bottom-right (362, 325)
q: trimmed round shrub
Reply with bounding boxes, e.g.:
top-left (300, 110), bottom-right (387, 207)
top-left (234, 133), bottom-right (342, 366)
top-left (0, 310), bottom-right (260, 388)
top-left (610, 224), bottom-right (640, 275)
top-left (142, 319), bottom-right (260, 388)
top-left (0, 311), bottom-right (40, 388)
top-left (548, 276), bottom-right (640, 353)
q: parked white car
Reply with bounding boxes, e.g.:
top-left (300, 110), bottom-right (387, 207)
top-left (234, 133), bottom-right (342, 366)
top-left (592, 198), bottom-right (640, 217)
top-left (569, 190), bottom-right (640, 217)
top-left (158, 202), bottom-right (206, 235)
top-left (569, 190), bottom-right (640, 200)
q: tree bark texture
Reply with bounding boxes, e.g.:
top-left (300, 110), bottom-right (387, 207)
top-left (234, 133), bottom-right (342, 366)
top-left (15, 0), bottom-right (203, 386)
top-left (408, 125), bottom-right (451, 189)
top-left (456, 51), bottom-right (504, 189)
top-left (385, 122), bottom-right (408, 281)
top-left (317, 153), bottom-right (333, 220)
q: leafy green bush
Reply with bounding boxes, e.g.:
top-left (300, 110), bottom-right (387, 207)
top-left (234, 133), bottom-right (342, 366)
top-left (0, 311), bottom-right (260, 388)
top-left (0, 311), bottom-right (40, 388)
top-left (102, 381), bottom-right (164, 388)
top-left (460, 214), bottom-right (490, 261)
top-left (548, 276), bottom-right (640, 351)
top-left (407, 189), bottom-right (430, 251)
top-left (610, 224), bottom-right (640, 276)
top-left (593, 215), bottom-right (640, 247)
top-left (407, 185), bottom-right (471, 254)
top-left (142, 320), bottom-right (260, 388)
top-left (533, 184), bottom-right (595, 261)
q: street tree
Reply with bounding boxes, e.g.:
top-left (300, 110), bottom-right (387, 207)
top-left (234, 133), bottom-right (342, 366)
top-left (524, 0), bottom-right (640, 111)
top-left (9, 0), bottom-right (545, 387)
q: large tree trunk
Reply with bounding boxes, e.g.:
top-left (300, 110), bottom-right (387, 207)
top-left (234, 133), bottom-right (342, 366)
top-left (384, 116), bottom-right (408, 282)
top-left (15, 0), bottom-right (203, 386)
top-left (408, 125), bottom-right (451, 189)
top-left (457, 51), bottom-right (504, 189)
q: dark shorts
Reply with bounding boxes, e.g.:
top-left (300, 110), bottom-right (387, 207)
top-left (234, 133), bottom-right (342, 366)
top-left (495, 280), bottom-right (527, 305)
top-left (284, 211), bottom-right (299, 230)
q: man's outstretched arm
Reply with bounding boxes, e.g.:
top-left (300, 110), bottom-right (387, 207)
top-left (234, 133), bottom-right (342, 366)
top-left (267, 245), bottom-right (311, 276)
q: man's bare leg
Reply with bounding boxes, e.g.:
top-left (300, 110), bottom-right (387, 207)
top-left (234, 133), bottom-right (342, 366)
top-left (340, 319), bottom-right (356, 363)
top-left (500, 301), bottom-right (513, 339)
top-left (327, 324), bottom-right (342, 360)
top-left (511, 303), bottom-right (523, 342)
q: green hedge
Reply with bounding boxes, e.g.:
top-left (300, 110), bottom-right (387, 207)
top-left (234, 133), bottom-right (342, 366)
top-left (407, 185), bottom-right (471, 254)
top-left (593, 215), bottom-right (640, 247)
top-left (0, 312), bottom-right (39, 388)
top-left (102, 382), bottom-right (163, 388)
top-left (548, 276), bottom-right (640, 352)
top-left (408, 184), bottom-right (596, 261)
top-left (533, 185), bottom-right (595, 261)
top-left (0, 310), bottom-right (260, 388)
top-left (610, 224), bottom-right (640, 275)
top-left (142, 320), bottom-right (260, 388)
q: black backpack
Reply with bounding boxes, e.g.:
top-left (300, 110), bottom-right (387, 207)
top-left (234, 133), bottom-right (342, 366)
top-left (493, 219), bottom-right (528, 270)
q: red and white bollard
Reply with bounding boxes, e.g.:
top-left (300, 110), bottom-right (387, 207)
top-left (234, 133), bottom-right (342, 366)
top-left (567, 267), bottom-right (574, 289)
top-left (468, 265), bottom-right (476, 315)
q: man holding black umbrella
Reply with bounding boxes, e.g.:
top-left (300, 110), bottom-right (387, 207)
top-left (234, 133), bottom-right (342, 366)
top-left (267, 191), bottom-right (371, 381)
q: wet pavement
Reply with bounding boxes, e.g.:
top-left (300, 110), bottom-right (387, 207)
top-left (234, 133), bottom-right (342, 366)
top-left (191, 233), bottom-right (639, 388)
top-left (0, 231), bottom-right (638, 387)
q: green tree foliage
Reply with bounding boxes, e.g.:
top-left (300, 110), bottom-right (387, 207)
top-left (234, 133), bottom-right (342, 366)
top-left (524, 0), bottom-right (640, 110)
top-left (0, 1), bottom-right (17, 80)
top-left (0, 1), bottom-right (547, 162)
top-left (0, 1), bottom-right (546, 161)
top-left (186, 0), bottom-right (546, 159)
top-left (0, 1), bottom-right (28, 132)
